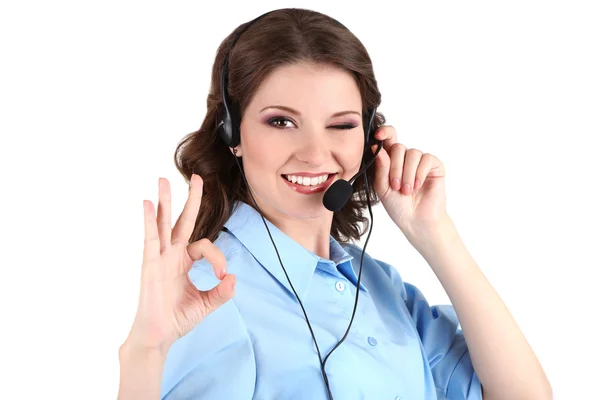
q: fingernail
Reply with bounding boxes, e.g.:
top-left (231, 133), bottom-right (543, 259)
top-left (403, 183), bottom-right (412, 195)
top-left (221, 269), bottom-right (227, 280)
top-left (392, 178), bottom-right (401, 191)
top-left (414, 179), bottom-right (421, 191)
top-left (371, 144), bottom-right (378, 154)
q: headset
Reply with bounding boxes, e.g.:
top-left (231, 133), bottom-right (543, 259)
top-left (216, 9), bottom-right (383, 400)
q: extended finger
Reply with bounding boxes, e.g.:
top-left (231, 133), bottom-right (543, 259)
top-left (374, 125), bottom-right (398, 153)
top-left (156, 178), bottom-right (172, 253)
top-left (187, 238), bottom-right (227, 280)
top-left (172, 174), bottom-right (203, 245)
top-left (142, 200), bottom-right (160, 263)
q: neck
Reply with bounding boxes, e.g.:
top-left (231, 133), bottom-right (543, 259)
top-left (274, 216), bottom-right (332, 260)
top-left (246, 199), bottom-right (333, 260)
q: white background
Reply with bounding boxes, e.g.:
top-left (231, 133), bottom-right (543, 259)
top-left (1, 1), bottom-right (598, 399)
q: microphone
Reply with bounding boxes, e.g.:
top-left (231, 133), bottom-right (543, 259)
top-left (322, 140), bottom-right (383, 212)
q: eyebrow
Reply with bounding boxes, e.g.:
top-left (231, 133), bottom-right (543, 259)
top-left (260, 105), bottom-right (361, 118)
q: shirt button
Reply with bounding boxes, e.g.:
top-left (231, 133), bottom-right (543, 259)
top-left (335, 281), bottom-right (345, 292)
top-left (395, 397), bottom-right (402, 400)
top-left (368, 336), bottom-right (377, 346)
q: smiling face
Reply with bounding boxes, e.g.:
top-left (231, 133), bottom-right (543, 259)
top-left (236, 61), bottom-right (365, 221)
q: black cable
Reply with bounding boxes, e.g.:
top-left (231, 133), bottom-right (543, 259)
top-left (322, 169), bottom-right (374, 366)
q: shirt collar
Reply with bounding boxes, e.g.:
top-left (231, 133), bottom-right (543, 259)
top-left (223, 201), bottom-right (367, 301)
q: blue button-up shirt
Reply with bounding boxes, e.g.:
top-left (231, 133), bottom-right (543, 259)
top-left (161, 201), bottom-right (482, 399)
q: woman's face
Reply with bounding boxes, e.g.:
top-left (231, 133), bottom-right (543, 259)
top-left (237, 62), bottom-right (365, 221)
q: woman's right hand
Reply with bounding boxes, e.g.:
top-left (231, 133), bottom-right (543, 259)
top-left (122, 173), bottom-right (236, 354)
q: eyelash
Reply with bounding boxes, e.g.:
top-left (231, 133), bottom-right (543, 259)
top-left (267, 116), bottom-right (357, 130)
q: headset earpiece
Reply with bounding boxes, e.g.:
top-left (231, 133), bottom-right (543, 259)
top-left (216, 12), bottom-right (271, 149)
top-left (217, 101), bottom-right (241, 148)
top-left (363, 107), bottom-right (377, 150)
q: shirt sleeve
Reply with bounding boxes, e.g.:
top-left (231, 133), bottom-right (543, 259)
top-left (377, 257), bottom-right (482, 400)
top-left (160, 264), bottom-right (256, 400)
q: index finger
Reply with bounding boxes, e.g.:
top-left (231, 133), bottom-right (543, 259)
top-left (187, 238), bottom-right (228, 280)
top-left (172, 174), bottom-right (203, 245)
top-left (142, 200), bottom-right (160, 263)
top-left (374, 125), bottom-right (398, 153)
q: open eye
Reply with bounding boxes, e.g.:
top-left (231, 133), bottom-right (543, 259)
top-left (267, 116), bottom-right (296, 129)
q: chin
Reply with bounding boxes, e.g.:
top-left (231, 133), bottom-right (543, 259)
top-left (274, 195), bottom-right (329, 219)
top-left (248, 180), bottom-right (334, 220)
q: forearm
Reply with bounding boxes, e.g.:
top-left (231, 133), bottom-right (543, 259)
top-left (117, 343), bottom-right (167, 400)
top-left (416, 218), bottom-right (552, 400)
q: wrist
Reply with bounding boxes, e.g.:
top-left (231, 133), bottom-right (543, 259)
top-left (117, 340), bottom-right (168, 400)
top-left (119, 339), bottom-right (171, 365)
top-left (407, 215), bottom-right (460, 257)
top-left (120, 325), bottom-right (177, 357)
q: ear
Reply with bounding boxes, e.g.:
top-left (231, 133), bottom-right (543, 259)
top-left (229, 146), bottom-right (242, 157)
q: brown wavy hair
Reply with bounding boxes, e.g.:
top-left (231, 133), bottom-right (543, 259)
top-left (174, 8), bottom-right (386, 245)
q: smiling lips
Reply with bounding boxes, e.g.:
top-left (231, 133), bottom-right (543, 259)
top-left (281, 172), bottom-right (336, 194)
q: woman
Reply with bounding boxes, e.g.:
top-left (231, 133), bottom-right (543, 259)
top-left (118, 8), bottom-right (551, 400)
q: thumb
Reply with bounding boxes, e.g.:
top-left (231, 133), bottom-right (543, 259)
top-left (372, 144), bottom-right (391, 196)
top-left (199, 274), bottom-right (236, 315)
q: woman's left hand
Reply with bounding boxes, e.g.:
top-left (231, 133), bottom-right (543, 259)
top-left (371, 126), bottom-right (452, 247)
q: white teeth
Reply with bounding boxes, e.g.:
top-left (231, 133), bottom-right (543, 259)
top-left (284, 174), bottom-right (329, 186)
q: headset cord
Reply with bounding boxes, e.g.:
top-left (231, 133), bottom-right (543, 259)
top-left (233, 152), bottom-right (374, 400)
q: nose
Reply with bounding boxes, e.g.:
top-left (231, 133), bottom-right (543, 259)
top-left (294, 127), bottom-right (330, 166)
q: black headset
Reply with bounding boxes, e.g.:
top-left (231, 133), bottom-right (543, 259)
top-left (216, 9), bottom-right (382, 400)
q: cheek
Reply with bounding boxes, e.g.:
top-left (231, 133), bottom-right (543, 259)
top-left (338, 132), bottom-right (365, 164)
top-left (241, 125), bottom-right (271, 167)
top-left (243, 139), bottom-right (285, 177)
